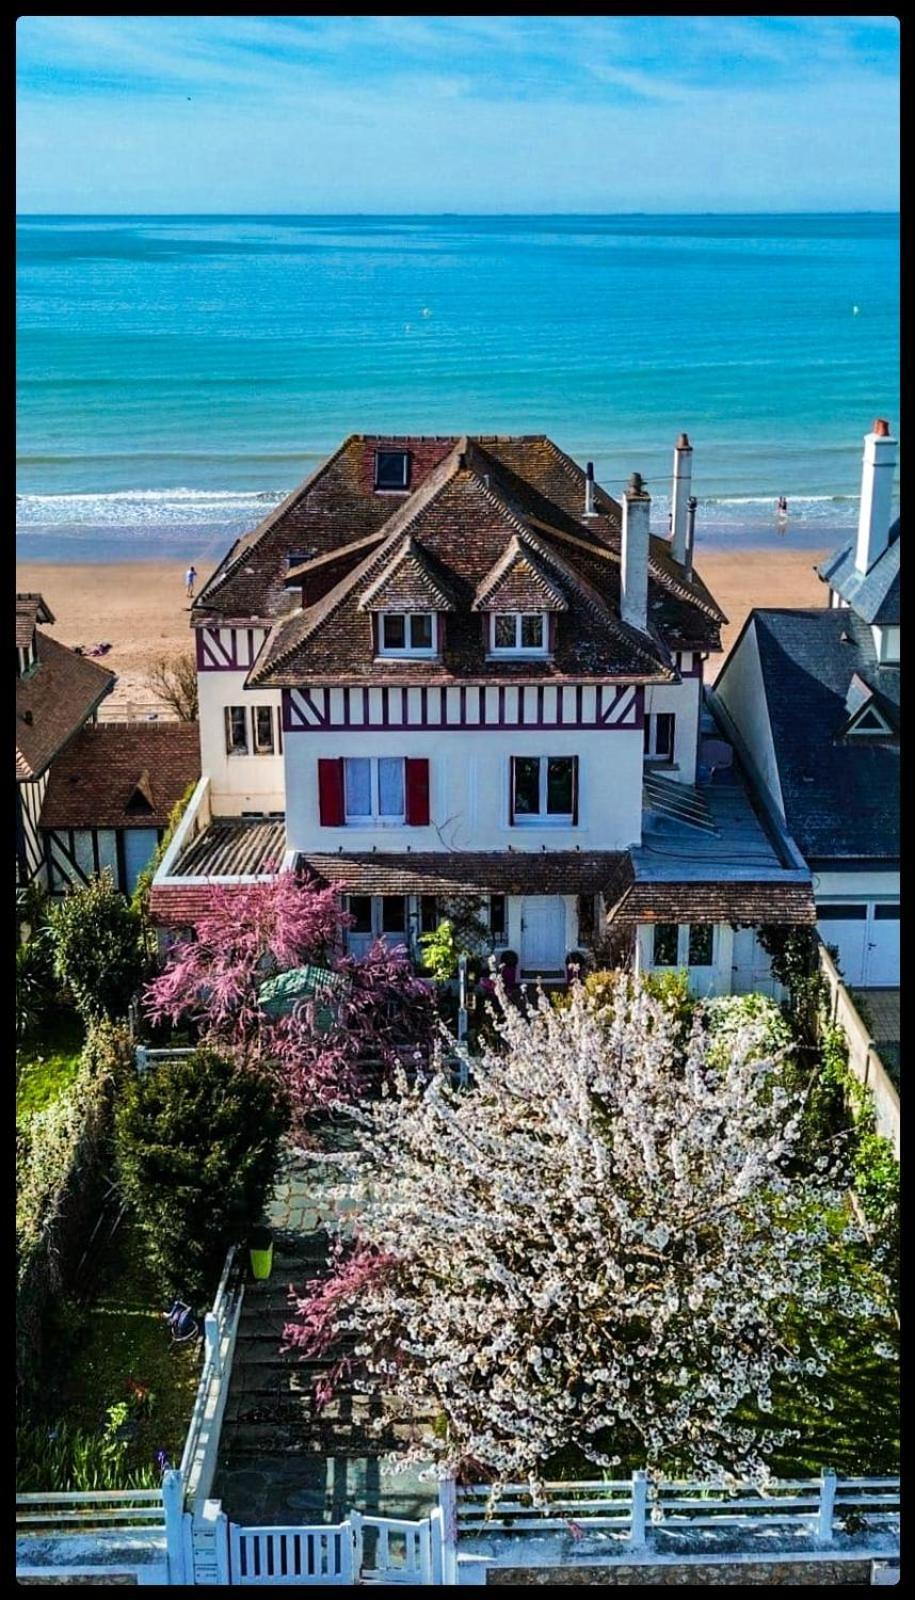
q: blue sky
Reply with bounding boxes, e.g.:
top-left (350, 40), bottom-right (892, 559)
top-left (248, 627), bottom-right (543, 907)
top-left (17, 15), bottom-right (900, 213)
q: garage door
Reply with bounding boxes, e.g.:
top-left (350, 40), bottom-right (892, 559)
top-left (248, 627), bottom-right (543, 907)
top-left (865, 904), bottom-right (900, 987)
top-left (816, 904), bottom-right (868, 986)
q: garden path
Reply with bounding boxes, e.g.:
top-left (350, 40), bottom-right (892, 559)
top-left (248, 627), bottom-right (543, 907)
top-left (212, 1119), bottom-right (436, 1525)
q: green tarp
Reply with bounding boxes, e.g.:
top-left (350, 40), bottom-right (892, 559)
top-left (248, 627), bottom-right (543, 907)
top-left (257, 963), bottom-right (348, 1029)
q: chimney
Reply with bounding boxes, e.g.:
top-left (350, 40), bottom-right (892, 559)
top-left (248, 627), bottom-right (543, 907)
top-left (584, 461), bottom-right (596, 518)
top-left (670, 432), bottom-right (693, 564)
top-left (621, 472), bottom-right (650, 634)
top-left (685, 496), bottom-right (698, 581)
top-left (854, 418), bottom-right (897, 575)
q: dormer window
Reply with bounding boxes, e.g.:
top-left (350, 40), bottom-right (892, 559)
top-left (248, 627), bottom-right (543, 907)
top-left (490, 613), bottom-right (549, 655)
top-left (375, 449), bottom-right (411, 491)
top-left (378, 612), bottom-right (437, 656)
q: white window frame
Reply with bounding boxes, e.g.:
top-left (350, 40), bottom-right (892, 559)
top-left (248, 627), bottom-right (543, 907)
top-left (489, 612), bottom-right (549, 656)
top-left (512, 755), bottom-right (576, 827)
top-left (644, 712), bottom-right (676, 762)
top-left (225, 705), bottom-right (249, 755)
top-left (378, 612), bottom-right (438, 657)
top-left (253, 705), bottom-right (276, 755)
top-left (346, 894), bottom-right (409, 945)
top-left (652, 922), bottom-right (716, 969)
top-left (343, 756), bottom-right (406, 827)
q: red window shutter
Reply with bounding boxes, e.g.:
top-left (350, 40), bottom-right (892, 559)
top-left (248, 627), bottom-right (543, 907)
top-left (318, 758), bottom-right (344, 826)
top-left (405, 758), bottom-right (430, 826)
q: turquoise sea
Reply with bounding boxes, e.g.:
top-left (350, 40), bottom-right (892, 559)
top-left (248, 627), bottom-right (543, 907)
top-left (17, 214), bottom-right (899, 562)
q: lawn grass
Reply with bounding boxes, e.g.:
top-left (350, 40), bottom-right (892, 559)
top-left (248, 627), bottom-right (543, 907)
top-left (43, 1215), bottom-right (201, 1477)
top-left (16, 1010), bottom-right (85, 1121)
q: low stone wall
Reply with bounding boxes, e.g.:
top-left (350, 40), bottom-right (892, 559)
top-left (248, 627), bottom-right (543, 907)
top-left (487, 1560), bottom-right (873, 1585)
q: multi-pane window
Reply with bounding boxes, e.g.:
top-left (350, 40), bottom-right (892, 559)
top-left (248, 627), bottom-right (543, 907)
top-left (489, 894), bottom-right (507, 942)
top-left (491, 613), bottom-right (548, 654)
top-left (644, 712), bottom-right (675, 762)
top-left (379, 612), bottom-right (436, 655)
top-left (253, 706), bottom-right (275, 754)
top-left (653, 923), bottom-right (715, 968)
top-left (225, 706), bottom-right (248, 754)
top-left (344, 757), bottom-right (405, 825)
top-left (348, 895), bottom-right (373, 934)
top-left (511, 756), bottom-right (577, 824)
top-left (653, 923), bottom-right (679, 966)
top-left (374, 449), bottom-right (410, 490)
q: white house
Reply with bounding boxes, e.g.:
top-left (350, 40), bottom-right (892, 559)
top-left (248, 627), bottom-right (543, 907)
top-left (151, 433), bottom-right (814, 993)
top-left (714, 420), bottom-right (899, 989)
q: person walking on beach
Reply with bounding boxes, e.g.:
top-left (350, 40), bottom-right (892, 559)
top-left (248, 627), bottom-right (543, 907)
top-left (185, 564), bottom-right (198, 599)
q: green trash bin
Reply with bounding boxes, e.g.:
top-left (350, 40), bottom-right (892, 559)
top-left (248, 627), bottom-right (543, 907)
top-left (248, 1226), bottom-right (274, 1281)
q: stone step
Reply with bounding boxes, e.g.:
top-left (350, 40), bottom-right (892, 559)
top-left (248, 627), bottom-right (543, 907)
top-left (220, 1419), bottom-right (432, 1456)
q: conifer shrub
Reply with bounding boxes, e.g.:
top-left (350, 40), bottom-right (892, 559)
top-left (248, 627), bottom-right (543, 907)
top-left (49, 870), bottom-right (144, 1023)
top-left (115, 1049), bottom-right (287, 1302)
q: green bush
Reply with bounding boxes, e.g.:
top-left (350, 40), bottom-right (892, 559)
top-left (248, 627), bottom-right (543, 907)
top-left (115, 1049), bottom-right (287, 1302)
top-left (16, 930), bottom-right (57, 1041)
top-left (16, 1410), bottom-right (159, 1493)
top-left (49, 870), bottom-right (144, 1023)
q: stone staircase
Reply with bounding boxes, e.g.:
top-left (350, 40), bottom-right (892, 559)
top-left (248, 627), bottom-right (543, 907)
top-left (212, 1126), bottom-right (436, 1525)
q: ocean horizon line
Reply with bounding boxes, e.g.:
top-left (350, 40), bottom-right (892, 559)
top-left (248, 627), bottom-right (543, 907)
top-left (17, 209), bottom-right (901, 221)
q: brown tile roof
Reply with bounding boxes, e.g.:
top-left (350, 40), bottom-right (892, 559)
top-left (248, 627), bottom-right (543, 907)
top-left (39, 723), bottom-right (201, 830)
top-left (148, 883), bottom-right (242, 926)
top-left (16, 631), bottom-right (115, 780)
top-left (607, 879), bottom-right (816, 926)
top-left (16, 593), bottom-right (55, 649)
top-left (297, 850), bottom-right (633, 899)
top-left (193, 436), bottom-right (724, 674)
top-left (359, 537), bottom-right (460, 613)
top-left (248, 447), bottom-right (680, 688)
top-left (473, 535), bottom-right (569, 613)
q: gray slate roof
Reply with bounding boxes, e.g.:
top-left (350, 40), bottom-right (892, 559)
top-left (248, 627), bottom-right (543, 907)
top-left (817, 519), bottom-right (900, 624)
top-left (752, 608), bottom-right (899, 864)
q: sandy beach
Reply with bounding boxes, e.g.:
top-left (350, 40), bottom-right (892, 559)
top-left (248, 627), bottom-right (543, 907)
top-left (16, 548), bottom-right (829, 711)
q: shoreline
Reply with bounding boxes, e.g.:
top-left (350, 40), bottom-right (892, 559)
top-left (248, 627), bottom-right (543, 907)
top-left (16, 548), bottom-right (830, 706)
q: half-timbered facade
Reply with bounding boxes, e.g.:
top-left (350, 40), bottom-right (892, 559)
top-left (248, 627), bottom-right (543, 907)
top-left (39, 723), bottom-right (200, 897)
top-left (16, 594), bottom-right (115, 890)
top-left (151, 433), bottom-right (815, 990)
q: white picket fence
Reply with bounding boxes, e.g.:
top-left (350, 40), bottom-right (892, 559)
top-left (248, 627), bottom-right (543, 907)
top-left (227, 1510), bottom-right (440, 1586)
top-left (454, 1471), bottom-right (901, 1545)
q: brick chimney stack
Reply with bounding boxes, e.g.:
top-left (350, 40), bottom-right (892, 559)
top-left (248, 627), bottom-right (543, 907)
top-left (854, 418), bottom-right (897, 576)
top-left (621, 472), bottom-right (651, 634)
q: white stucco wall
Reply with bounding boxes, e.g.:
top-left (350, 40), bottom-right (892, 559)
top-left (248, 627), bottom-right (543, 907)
top-left (197, 670), bottom-right (284, 816)
top-left (812, 870), bottom-right (899, 901)
top-left (715, 621), bottom-right (785, 818)
top-left (643, 677), bottom-right (702, 785)
top-left (284, 726), bottom-right (644, 855)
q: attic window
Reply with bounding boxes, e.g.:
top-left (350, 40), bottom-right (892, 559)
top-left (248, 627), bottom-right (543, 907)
top-left (375, 450), bottom-right (410, 491)
top-left (848, 706), bottom-right (891, 736)
top-left (378, 612), bottom-right (437, 656)
top-left (490, 613), bottom-right (549, 656)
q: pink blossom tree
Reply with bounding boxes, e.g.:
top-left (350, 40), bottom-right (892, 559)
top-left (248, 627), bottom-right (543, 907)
top-left (285, 972), bottom-right (892, 1491)
top-left (144, 871), bottom-right (437, 1118)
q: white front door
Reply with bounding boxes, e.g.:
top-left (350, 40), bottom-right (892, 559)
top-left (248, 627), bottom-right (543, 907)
top-left (864, 904), bottom-right (899, 987)
top-left (520, 897), bottom-right (566, 975)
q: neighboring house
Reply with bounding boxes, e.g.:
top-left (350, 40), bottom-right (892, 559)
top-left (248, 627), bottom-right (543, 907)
top-left (16, 593), bottom-right (115, 889)
top-left (39, 723), bottom-right (201, 897)
top-left (714, 420), bottom-right (899, 989)
top-left (151, 433), bottom-right (814, 993)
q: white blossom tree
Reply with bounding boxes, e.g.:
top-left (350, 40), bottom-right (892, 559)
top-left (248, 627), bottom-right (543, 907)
top-left (286, 973), bottom-right (889, 1493)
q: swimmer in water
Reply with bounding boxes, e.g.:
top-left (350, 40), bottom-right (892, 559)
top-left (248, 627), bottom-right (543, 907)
top-left (776, 496), bottom-right (788, 517)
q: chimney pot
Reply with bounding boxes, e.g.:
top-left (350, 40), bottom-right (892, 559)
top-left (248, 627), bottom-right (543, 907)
top-left (627, 471), bottom-right (646, 495)
top-left (584, 460), bottom-right (596, 516)
top-left (874, 418), bottom-right (890, 436)
top-left (671, 432), bottom-right (695, 565)
top-left (676, 432), bottom-right (691, 450)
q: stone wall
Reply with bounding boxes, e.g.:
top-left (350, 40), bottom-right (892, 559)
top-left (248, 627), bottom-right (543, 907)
top-left (487, 1560), bottom-right (874, 1585)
